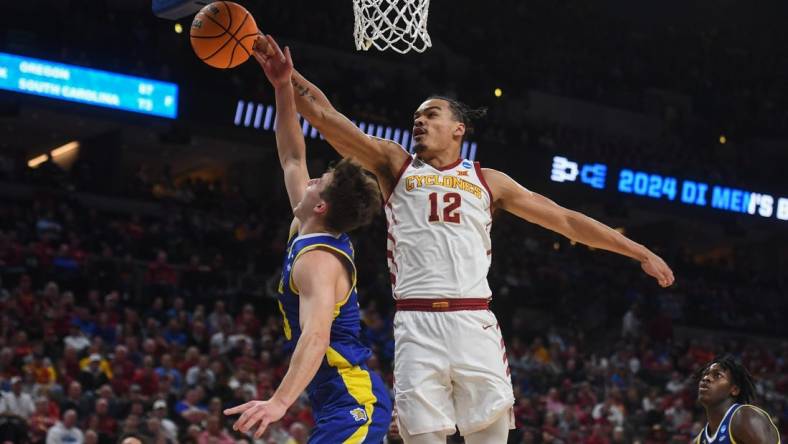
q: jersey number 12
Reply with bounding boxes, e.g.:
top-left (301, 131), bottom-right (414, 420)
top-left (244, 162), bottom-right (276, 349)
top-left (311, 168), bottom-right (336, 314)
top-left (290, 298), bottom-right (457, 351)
top-left (428, 192), bottom-right (461, 223)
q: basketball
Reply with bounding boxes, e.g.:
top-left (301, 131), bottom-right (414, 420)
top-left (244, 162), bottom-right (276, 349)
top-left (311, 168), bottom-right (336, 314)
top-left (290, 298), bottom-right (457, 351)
top-left (190, 1), bottom-right (258, 69)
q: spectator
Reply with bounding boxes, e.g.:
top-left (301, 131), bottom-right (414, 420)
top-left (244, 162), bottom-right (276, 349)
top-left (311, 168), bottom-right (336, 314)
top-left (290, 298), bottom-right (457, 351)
top-left (86, 397), bottom-right (117, 442)
top-left (45, 409), bottom-right (84, 444)
top-left (175, 388), bottom-right (208, 425)
top-left (185, 356), bottom-right (215, 390)
top-left (621, 304), bottom-right (642, 339)
top-left (151, 399), bottom-right (178, 443)
top-left (289, 421), bottom-right (309, 444)
top-left (207, 301), bottom-right (232, 334)
top-left (130, 356), bottom-right (159, 397)
top-left (63, 326), bottom-right (90, 354)
top-left (78, 355), bottom-right (110, 393)
top-left (59, 381), bottom-right (91, 419)
top-left (0, 376), bottom-right (36, 420)
top-left (29, 396), bottom-right (59, 443)
top-left (154, 354), bottom-right (183, 393)
top-left (665, 371), bottom-right (686, 394)
top-left (197, 415), bottom-right (234, 444)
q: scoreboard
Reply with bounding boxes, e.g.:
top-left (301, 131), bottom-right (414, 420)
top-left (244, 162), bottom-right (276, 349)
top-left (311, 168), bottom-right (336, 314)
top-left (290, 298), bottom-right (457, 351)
top-left (0, 52), bottom-right (178, 119)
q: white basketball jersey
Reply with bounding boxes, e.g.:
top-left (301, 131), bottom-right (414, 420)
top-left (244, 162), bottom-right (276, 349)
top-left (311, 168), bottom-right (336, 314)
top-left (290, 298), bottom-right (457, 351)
top-left (384, 155), bottom-right (493, 299)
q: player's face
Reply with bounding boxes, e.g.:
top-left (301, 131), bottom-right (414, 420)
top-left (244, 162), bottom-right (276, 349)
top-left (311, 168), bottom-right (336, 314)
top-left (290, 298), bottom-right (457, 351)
top-left (294, 171), bottom-right (333, 221)
top-left (412, 99), bottom-right (464, 159)
top-left (697, 363), bottom-right (739, 407)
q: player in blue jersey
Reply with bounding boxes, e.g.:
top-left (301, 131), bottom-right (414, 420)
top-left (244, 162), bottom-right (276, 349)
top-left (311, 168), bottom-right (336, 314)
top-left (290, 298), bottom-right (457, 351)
top-left (223, 40), bottom-right (391, 442)
top-left (695, 356), bottom-right (781, 444)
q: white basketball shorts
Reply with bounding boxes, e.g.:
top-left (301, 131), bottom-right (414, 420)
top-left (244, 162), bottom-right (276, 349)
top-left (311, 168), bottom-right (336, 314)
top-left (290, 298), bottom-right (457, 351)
top-left (392, 309), bottom-right (515, 436)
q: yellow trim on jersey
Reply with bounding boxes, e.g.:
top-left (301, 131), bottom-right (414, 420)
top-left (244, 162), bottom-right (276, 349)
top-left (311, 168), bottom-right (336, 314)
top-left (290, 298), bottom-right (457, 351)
top-left (729, 404), bottom-right (781, 444)
top-left (325, 346), bottom-right (377, 444)
top-left (277, 301), bottom-right (292, 340)
top-left (288, 244), bottom-right (357, 319)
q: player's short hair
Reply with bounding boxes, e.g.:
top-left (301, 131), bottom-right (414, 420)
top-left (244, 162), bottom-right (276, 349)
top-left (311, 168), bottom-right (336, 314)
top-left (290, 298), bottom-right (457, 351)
top-left (696, 355), bottom-right (756, 404)
top-left (320, 158), bottom-right (381, 233)
top-left (427, 95), bottom-right (487, 142)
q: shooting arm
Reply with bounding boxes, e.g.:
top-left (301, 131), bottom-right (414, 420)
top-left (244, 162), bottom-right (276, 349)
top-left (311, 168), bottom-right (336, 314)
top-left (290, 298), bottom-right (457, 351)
top-left (274, 82), bottom-right (309, 211)
top-left (290, 70), bottom-right (408, 185)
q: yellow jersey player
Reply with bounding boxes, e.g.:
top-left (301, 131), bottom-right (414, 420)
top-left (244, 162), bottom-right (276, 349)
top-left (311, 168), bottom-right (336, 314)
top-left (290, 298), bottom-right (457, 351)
top-left (695, 356), bottom-right (780, 444)
top-left (224, 40), bottom-right (392, 443)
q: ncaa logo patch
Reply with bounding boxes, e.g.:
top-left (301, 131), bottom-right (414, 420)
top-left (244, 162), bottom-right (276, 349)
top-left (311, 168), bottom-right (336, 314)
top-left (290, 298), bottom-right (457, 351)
top-left (461, 160), bottom-right (473, 169)
top-left (349, 407), bottom-right (368, 422)
top-left (720, 424), bottom-right (727, 433)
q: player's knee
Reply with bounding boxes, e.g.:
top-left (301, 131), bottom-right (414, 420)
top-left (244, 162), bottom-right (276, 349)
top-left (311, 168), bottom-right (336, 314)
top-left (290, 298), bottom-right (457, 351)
top-left (462, 413), bottom-right (510, 444)
top-left (397, 420), bottom-right (449, 444)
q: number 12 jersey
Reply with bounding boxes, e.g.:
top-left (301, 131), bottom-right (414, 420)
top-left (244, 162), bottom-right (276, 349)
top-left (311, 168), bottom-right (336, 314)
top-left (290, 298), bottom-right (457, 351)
top-left (384, 156), bottom-right (494, 299)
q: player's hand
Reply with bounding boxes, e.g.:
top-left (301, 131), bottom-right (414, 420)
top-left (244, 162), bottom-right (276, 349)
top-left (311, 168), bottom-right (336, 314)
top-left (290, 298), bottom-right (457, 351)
top-left (224, 398), bottom-right (288, 439)
top-left (640, 252), bottom-right (675, 287)
top-left (252, 34), bottom-right (293, 89)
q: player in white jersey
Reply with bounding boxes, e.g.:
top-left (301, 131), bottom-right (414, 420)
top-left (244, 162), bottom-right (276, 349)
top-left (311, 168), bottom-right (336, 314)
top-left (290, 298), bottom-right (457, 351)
top-left (253, 34), bottom-right (675, 444)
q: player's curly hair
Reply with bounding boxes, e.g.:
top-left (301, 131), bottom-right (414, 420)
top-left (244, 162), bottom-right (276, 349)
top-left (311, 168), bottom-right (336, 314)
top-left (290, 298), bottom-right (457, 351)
top-left (695, 355), bottom-right (757, 404)
top-left (320, 158), bottom-right (381, 233)
top-left (427, 95), bottom-right (487, 142)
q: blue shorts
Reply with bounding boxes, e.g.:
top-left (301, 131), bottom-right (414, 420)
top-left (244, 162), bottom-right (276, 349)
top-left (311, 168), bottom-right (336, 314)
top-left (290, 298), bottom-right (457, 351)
top-left (308, 367), bottom-right (392, 443)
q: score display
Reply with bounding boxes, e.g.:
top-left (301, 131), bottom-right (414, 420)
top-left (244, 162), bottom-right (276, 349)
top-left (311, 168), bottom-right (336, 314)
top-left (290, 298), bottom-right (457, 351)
top-left (550, 155), bottom-right (788, 222)
top-left (0, 52), bottom-right (178, 119)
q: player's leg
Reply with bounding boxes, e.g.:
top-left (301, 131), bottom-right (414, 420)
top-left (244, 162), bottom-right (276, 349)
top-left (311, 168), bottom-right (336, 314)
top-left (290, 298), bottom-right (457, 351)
top-left (360, 367), bottom-right (393, 443)
top-left (397, 422), bottom-right (450, 444)
top-left (393, 311), bottom-right (456, 438)
top-left (307, 366), bottom-right (391, 444)
top-left (462, 412), bottom-right (511, 444)
top-left (448, 310), bottom-right (515, 440)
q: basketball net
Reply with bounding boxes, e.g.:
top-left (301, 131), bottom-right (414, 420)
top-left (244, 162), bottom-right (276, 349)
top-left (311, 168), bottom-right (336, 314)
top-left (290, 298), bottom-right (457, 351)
top-left (353, 0), bottom-right (432, 54)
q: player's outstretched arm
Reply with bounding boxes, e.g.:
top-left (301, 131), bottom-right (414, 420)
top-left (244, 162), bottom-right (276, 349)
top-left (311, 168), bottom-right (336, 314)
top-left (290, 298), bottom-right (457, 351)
top-left (253, 36), bottom-right (308, 210)
top-left (483, 168), bottom-right (675, 287)
top-left (224, 250), bottom-right (339, 439)
top-left (731, 406), bottom-right (781, 444)
top-left (253, 35), bottom-right (409, 194)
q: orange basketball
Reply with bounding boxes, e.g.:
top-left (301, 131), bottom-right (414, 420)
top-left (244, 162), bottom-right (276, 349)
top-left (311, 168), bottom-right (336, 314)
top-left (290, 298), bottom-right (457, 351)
top-left (190, 1), bottom-right (259, 69)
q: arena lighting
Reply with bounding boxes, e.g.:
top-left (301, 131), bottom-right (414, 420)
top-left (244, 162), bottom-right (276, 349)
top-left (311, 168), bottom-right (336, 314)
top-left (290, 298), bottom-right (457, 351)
top-left (549, 154), bottom-right (788, 222)
top-left (233, 99), bottom-right (480, 160)
top-left (27, 154), bottom-right (48, 169)
top-left (51, 141), bottom-right (79, 157)
top-left (27, 141), bottom-right (80, 169)
top-left (174, 23), bottom-right (184, 34)
top-left (719, 135), bottom-right (727, 144)
top-left (494, 88), bottom-right (502, 98)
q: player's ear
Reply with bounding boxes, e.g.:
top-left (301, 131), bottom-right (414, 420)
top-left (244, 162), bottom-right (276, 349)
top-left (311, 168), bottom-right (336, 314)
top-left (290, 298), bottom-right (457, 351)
top-left (730, 384), bottom-right (740, 398)
top-left (314, 200), bottom-right (328, 215)
top-left (453, 121), bottom-right (466, 138)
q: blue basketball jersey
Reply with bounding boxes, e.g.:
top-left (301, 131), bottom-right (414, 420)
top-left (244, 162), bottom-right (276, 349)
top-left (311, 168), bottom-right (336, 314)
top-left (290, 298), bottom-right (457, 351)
top-left (277, 230), bottom-right (391, 444)
top-left (695, 403), bottom-right (781, 444)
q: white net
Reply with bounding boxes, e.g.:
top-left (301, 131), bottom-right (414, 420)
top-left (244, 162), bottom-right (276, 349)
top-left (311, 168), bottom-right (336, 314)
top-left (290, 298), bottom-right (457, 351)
top-left (353, 0), bottom-right (432, 54)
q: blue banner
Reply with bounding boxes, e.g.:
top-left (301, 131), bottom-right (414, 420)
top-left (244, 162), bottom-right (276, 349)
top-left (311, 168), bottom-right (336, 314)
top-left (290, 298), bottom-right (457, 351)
top-left (0, 52), bottom-right (178, 119)
top-left (550, 155), bottom-right (788, 223)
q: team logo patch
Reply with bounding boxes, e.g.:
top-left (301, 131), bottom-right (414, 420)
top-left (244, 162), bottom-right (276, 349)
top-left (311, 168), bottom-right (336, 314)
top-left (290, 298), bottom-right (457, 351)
top-left (457, 170), bottom-right (469, 177)
top-left (461, 160), bottom-right (473, 169)
top-left (350, 407), bottom-right (368, 422)
top-left (720, 424), bottom-right (727, 434)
